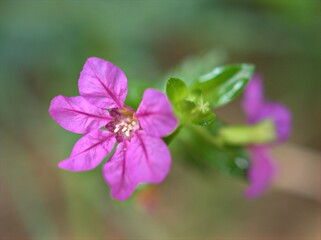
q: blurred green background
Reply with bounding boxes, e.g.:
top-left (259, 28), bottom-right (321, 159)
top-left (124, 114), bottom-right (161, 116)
top-left (0, 1), bottom-right (320, 239)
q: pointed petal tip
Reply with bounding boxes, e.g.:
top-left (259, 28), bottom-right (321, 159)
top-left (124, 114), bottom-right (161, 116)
top-left (49, 95), bottom-right (111, 134)
top-left (102, 143), bottom-right (138, 202)
top-left (110, 190), bottom-right (134, 202)
top-left (79, 57), bottom-right (128, 109)
top-left (85, 56), bottom-right (101, 62)
top-left (57, 158), bottom-right (88, 172)
top-left (57, 161), bottom-right (64, 169)
top-left (57, 130), bottom-right (116, 172)
top-left (57, 159), bottom-right (76, 171)
top-left (48, 95), bottom-right (62, 115)
top-left (57, 161), bottom-right (68, 170)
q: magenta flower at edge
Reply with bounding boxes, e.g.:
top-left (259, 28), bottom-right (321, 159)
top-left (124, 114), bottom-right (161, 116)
top-left (49, 57), bottom-right (178, 201)
top-left (242, 75), bottom-right (291, 198)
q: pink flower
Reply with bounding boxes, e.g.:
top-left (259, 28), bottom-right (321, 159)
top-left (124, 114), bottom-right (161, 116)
top-left (49, 57), bottom-right (178, 201)
top-left (242, 75), bottom-right (291, 198)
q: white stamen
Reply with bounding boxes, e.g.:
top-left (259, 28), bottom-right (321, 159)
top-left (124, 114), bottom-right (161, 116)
top-left (125, 130), bottom-right (130, 137)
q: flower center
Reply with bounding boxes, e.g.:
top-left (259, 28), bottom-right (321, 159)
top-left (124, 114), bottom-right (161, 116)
top-left (105, 108), bottom-right (140, 142)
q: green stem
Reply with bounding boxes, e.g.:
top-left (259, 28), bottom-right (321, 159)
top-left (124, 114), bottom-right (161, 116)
top-left (187, 124), bottom-right (224, 148)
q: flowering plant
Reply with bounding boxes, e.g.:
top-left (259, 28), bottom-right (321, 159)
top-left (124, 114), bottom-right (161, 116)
top-left (49, 57), bottom-right (177, 201)
top-left (49, 56), bottom-right (291, 201)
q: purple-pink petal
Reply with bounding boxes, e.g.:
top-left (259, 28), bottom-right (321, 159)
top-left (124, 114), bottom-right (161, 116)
top-left (242, 75), bottom-right (291, 142)
top-left (78, 57), bottom-right (128, 109)
top-left (127, 131), bottom-right (171, 184)
top-left (58, 130), bottom-right (116, 171)
top-left (242, 74), bottom-right (264, 123)
top-left (254, 102), bottom-right (291, 142)
top-left (245, 146), bottom-right (276, 199)
top-left (135, 89), bottom-right (178, 137)
top-left (103, 142), bottom-right (137, 201)
top-left (49, 95), bottom-right (112, 134)
top-left (103, 131), bottom-right (171, 201)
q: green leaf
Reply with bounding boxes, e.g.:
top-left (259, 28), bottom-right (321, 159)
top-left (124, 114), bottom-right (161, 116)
top-left (191, 111), bottom-right (216, 126)
top-left (166, 78), bottom-right (189, 103)
top-left (194, 64), bottom-right (254, 108)
top-left (162, 50), bottom-right (227, 86)
top-left (175, 99), bottom-right (195, 112)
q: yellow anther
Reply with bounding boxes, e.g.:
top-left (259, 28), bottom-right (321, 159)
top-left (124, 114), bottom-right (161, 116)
top-left (128, 125), bottom-right (133, 130)
top-left (122, 127), bottom-right (127, 132)
top-left (114, 126), bottom-right (120, 133)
